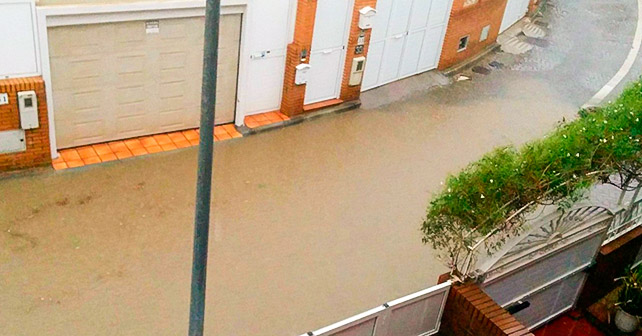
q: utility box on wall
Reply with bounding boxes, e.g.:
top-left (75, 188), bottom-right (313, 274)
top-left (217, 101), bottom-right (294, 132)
top-left (18, 91), bottom-right (39, 129)
top-left (295, 63), bottom-right (311, 85)
top-left (349, 57), bottom-right (366, 86)
top-left (0, 0), bottom-right (39, 78)
top-left (358, 6), bottom-right (377, 29)
top-left (0, 130), bottom-right (26, 154)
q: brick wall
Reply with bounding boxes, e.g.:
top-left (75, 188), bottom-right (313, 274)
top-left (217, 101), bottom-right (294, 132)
top-left (0, 77), bottom-right (51, 171)
top-left (280, 0), bottom-right (318, 117)
top-left (339, 0), bottom-right (376, 101)
top-left (576, 227), bottom-right (642, 309)
top-left (280, 0), bottom-right (375, 116)
top-left (528, 0), bottom-right (540, 14)
top-left (438, 0), bottom-right (508, 70)
top-left (438, 282), bottom-right (534, 336)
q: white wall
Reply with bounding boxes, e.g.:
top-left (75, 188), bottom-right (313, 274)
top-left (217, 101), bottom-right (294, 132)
top-left (239, 0), bottom-right (295, 117)
top-left (0, 0), bottom-right (40, 78)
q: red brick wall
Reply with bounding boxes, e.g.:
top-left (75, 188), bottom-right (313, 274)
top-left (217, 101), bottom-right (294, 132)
top-left (339, 0), bottom-right (376, 101)
top-left (528, 0), bottom-right (540, 14)
top-left (0, 77), bottom-right (51, 171)
top-left (438, 0), bottom-right (508, 70)
top-left (438, 282), bottom-right (534, 336)
top-left (280, 0), bottom-right (318, 117)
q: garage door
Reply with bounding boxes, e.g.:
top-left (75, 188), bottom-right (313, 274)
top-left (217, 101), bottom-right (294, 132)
top-left (499, 0), bottom-right (530, 33)
top-left (362, 0), bottom-right (452, 91)
top-left (49, 15), bottom-right (241, 148)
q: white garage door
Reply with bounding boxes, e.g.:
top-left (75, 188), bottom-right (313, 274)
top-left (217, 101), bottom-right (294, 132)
top-left (362, 0), bottom-right (452, 91)
top-left (500, 0), bottom-right (530, 33)
top-left (49, 15), bottom-right (241, 148)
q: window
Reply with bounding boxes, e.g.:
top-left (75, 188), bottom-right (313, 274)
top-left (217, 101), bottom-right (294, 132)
top-left (480, 25), bottom-right (491, 42)
top-left (463, 0), bottom-right (479, 6)
top-left (458, 36), bottom-right (469, 52)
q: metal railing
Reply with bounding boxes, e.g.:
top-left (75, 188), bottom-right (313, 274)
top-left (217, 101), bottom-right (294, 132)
top-left (604, 197), bottom-right (642, 244)
top-left (299, 281), bottom-right (451, 336)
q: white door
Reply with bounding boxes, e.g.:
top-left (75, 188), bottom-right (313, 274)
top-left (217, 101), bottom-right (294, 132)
top-left (500, 0), bottom-right (530, 33)
top-left (304, 0), bottom-right (352, 105)
top-left (50, 15), bottom-right (242, 148)
top-left (362, 0), bottom-right (452, 91)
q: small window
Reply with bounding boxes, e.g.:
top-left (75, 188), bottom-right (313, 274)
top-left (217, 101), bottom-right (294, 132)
top-left (463, 0), bottom-right (479, 6)
top-left (480, 25), bottom-right (491, 42)
top-left (458, 36), bottom-right (469, 52)
top-left (24, 97), bottom-right (33, 108)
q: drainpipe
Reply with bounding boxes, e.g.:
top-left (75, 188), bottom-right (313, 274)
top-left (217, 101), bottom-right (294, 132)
top-left (188, 0), bottom-right (220, 335)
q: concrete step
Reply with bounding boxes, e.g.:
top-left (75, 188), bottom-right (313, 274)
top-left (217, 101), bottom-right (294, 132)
top-left (498, 36), bottom-right (533, 55)
top-left (522, 22), bottom-right (547, 38)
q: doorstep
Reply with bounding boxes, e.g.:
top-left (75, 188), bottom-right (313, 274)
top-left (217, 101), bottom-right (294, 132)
top-left (238, 100), bottom-right (361, 136)
top-left (52, 124), bottom-right (242, 171)
top-left (302, 98), bottom-right (344, 113)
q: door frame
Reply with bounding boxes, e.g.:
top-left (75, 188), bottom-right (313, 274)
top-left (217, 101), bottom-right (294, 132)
top-left (36, 0), bottom-right (248, 156)
top-left (304, 0), bottom-right (354, 105)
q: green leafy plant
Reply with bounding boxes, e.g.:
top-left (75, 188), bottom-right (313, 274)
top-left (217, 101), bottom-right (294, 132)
top-left (616, 266), bottom-right (642, 316)
top-left (422, 79), bottom-right (642, 274)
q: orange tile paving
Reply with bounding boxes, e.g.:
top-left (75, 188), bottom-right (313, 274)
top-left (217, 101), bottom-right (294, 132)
top-left (53, 124), bottom-right (243, 171)
top-left (244, 110), bottom-right (290, 129)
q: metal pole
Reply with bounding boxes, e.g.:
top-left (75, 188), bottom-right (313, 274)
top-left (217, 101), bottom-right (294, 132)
top-left (188, 0), bottom-right (220, 334)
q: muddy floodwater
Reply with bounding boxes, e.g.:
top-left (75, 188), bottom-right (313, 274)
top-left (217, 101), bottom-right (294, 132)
top-left (1, 0), bottom-right (641, 335)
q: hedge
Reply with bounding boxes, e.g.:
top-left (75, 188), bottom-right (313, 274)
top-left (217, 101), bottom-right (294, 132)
top-left (421, 79), bottom-right (642, 272)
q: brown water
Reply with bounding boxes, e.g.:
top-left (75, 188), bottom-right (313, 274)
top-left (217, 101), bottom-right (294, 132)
top-left (0, 76), bottom-right (578, 335)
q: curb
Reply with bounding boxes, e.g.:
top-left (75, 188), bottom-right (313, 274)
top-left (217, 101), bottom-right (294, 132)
top-left (237, 100), bottom-right (362, 136)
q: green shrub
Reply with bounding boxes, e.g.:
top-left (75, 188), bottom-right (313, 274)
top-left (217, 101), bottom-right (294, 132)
top-left (422, 79), bottom-right (642, 272)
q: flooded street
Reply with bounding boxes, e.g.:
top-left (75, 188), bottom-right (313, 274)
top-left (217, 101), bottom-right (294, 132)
top-left (1, 0), bottom-right (641, 335)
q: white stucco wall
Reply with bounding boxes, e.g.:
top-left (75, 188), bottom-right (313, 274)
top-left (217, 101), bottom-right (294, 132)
top-left (0, 0), bottom-right (40, 78)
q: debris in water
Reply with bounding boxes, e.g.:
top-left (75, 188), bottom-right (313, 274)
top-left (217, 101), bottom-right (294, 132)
top-left (489, 61), bottom-right (504, 69)
top-left (472, 66), bottom-right (491, 75)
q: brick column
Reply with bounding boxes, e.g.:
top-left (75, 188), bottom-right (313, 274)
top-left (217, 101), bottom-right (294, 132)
top-left (438, 0), bottom-right (508, 70)
top-left (339, 0), bottom-right (377, 101)
top-left (0, 77), bottom-right (51, 172)
top-left (438, 282), bottom-right (534, 336)
top-left (280, 0), bottom-right (318, 117)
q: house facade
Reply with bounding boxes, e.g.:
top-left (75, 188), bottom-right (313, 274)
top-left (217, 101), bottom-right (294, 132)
top-left (0, 0), bottom-right (537, 171)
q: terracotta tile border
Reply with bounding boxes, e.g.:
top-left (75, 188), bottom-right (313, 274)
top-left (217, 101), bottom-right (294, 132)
top-left (54, 101), bottom-right (360, 171)
top-left (243, 111), bottom-right (290, 130)
top-left (53, 123), bottom-right (243, 171)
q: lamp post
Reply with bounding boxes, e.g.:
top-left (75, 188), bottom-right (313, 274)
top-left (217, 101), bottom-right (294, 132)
top-left (188, 0), bottom-right (220, 334)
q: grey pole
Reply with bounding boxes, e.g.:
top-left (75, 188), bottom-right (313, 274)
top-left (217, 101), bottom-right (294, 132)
top-left (188, 0), bottom-right (220, 334)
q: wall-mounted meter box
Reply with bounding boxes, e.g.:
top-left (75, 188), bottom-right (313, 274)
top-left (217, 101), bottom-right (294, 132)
top-left (18, 90), bottom-right (38, 129)
top-left (349, 57), bottom-right (366, 86)
top-left (295, 63), bottom-right (311, 85)
top-left (359, 6), bottom-right (377, 29)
